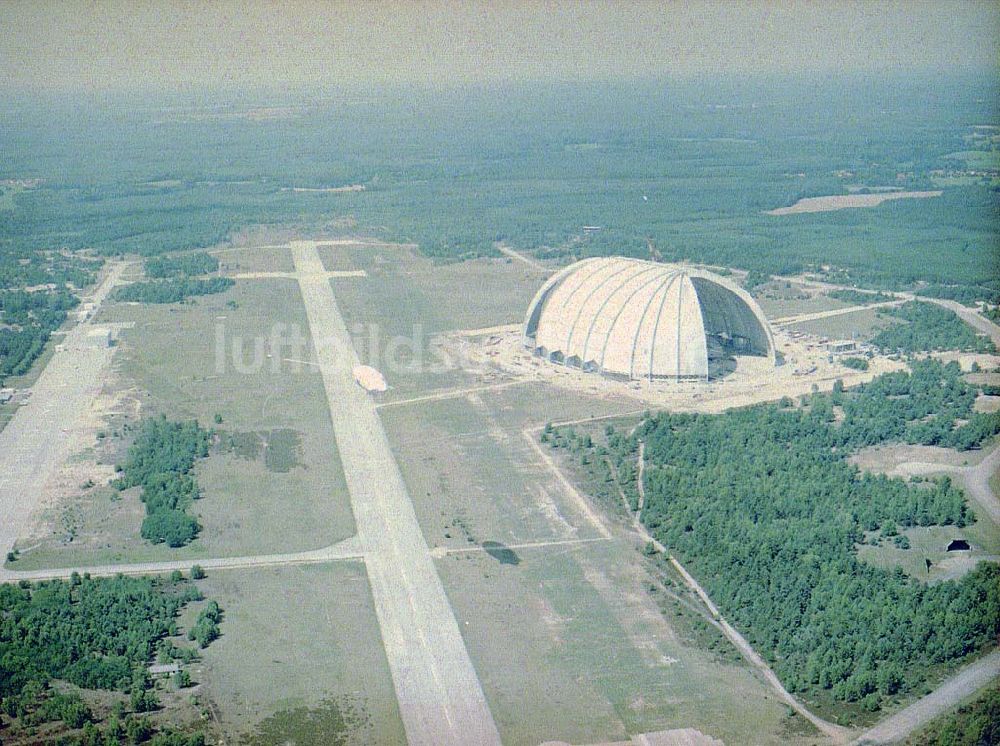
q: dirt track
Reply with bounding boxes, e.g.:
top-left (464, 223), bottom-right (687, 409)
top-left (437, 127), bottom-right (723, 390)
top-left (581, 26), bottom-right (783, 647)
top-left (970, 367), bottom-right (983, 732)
top-left (772, 299), bottom-right (904, 326)
top-left (630, 442), bottom-right (852, 743)
top-left (790, 276), bottom-right (1000, 349)
top-left (4, 251), bottom-right (996, 744)
top-left (498, 243), bottom-right (548, 271)
top-left (0, 537), bottom-right (364, 583)
top-left (961, 445), bottom-right (1000, 523)
top-left (631, 434), bottom-right (1000, 745)
top-left (921, 296), bottom-right (1000, 347)
top-left (853, 649), bottom-right (1000, 745)
top-left (855, 442), bottom-right (1000, 525)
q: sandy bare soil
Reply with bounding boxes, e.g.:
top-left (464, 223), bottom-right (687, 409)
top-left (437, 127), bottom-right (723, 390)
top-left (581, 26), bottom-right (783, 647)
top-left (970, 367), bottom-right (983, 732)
top-left (446, 327), bottom-right (905, 418)
top-left (541, 728), bottom-right (724, 746)
top-left (849, 442), bottom-right (1000, 526)
top-left (767, 191), bottom-right (942, 215)
top-left (849, 444), bottom-right (992, 475)
top-left (6, 241), bottom-right (994, 744)
top-left (14, 372), bottom-right (139, 552)
top-left (972, 396), bottom-right (1000, 414)
top-left (0, 263), bottom-right (128, 561)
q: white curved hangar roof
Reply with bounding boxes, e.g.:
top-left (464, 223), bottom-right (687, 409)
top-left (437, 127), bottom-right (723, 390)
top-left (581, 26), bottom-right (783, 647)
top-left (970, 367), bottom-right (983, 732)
top-left (523, 257), bottom-right (775, 381)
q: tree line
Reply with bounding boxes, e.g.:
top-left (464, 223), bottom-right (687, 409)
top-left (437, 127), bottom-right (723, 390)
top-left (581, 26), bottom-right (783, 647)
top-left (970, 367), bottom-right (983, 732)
top-left (144, 253), bottom-right (219, 279)
top-left (0, 287), bottom-right (79, 385)
top-left (827, 288), bottom-right (896, 305)
top-left (915, 282), bottom-right (1000, 307)
top-left (0, 572), bottom-right (217, 742)
top-left (110, 278), bottom-right (234, 305)
top-left (114, 416), bottom-right (211, 547)
top-left (908, 683), bottom-right (999, 745)
top-left (871, 301), bottom-right (996, 354)
top-left (549, 359), bottom-right (1000, 716)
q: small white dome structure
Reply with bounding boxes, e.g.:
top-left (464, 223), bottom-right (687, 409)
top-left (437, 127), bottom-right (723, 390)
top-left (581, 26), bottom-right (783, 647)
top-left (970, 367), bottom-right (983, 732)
top-left (523, 257), bottom-right (775, 381)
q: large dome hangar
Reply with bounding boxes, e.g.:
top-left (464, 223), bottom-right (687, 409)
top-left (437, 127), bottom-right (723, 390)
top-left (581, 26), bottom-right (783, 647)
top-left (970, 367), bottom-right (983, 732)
top-left (523, 257), bottom-right (776, 381)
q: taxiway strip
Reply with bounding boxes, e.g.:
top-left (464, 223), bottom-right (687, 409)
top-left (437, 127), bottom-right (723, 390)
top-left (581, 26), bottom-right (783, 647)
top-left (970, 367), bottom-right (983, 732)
top-left (0, 262), bottom-right (128, 561)
top-left (0, 538), bottom-right (364, 583)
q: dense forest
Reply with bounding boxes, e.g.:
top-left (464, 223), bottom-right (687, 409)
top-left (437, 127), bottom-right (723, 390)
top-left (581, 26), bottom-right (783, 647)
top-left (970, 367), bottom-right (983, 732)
top-left (870, 302), bottom-right (996, 354)
top-left (0, 287), bottom-right (79, 385)
top-left (916, 283), bottom-right (1000, 306)
top-left (1, 76), bottom-right (997, 290)
top-left (0, 573), bottom-right (216, 742)
top-left (0, 237), bottom-right (101, 384)
top-left (110, 278), bottom-right (234, 305)
top-left (550, 360), bottom-right (1000, 714)
top-left (114, 416), bottom-right (212, 547)
top-left (826, 289), bottom-right (895, 305)
top-left (1, 78), bottom-right (997, 390)
top-left (0, 246), bottom-right (99, 292)
top-left (144, 252), bottom-right (219, 279)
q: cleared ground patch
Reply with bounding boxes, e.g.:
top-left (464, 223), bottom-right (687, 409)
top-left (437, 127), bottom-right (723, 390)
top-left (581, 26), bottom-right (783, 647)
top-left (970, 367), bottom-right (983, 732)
top-left (850, 443), bottom-right (994, 474)
top-left (766, 190), bottom-right (942, 215)
top-left (317, 244), bottom-right (541, 333)
top-left (191, 563), bottom-right (405, 745)
top-left (849, 443), bottom-right (1000, 581)
top-left (382, 384), bottom-right (632, 552)
top-left (436, 530), bottom-right (802, 745)
top-left (213, 244), bottom-right (296, 273)
top-left (857, 521), bottom-right (1000, 582)
top-left (754, 281), bottom-right (851, 320)
top-left (13, 278), bottom-right (355, 568)
top-left (786, 305), bottom-right (899, 340)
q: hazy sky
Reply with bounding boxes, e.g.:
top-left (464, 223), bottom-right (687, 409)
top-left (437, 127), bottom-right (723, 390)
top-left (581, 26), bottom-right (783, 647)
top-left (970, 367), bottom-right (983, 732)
top-left (2, 1), bottom-right (998, 92)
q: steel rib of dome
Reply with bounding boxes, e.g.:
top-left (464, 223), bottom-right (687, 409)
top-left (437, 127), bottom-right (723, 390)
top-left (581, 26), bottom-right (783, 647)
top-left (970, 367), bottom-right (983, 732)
top-left (523, 257), bottom-right (775, 381)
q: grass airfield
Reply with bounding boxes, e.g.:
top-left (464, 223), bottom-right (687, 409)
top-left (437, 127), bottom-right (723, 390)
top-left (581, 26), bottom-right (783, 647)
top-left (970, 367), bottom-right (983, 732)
top-left (5, 239), bottom-right (998, 744)
top-left (316, 243), bottom-right (813, 744)
top-left (13, 276), bottom-right (355, 568)
top-left (383, 386), bottom-right (806, 744)
top-left (192, 563), bottom-right (406, 745)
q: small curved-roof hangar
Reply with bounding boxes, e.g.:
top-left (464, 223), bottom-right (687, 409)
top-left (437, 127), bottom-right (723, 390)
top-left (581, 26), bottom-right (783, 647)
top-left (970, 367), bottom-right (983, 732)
top-left (523, 257), bottom-right (776, 381)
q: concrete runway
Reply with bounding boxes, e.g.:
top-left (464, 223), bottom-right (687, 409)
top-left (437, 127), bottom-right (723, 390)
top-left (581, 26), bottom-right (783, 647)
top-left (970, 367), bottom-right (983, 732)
top-left (0, 262), bottom-right (127, 560)
top-left (290, 241), bottom-right (502, 746)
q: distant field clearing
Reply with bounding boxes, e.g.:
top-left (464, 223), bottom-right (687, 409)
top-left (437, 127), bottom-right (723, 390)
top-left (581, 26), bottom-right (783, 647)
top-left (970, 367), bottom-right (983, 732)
top-left (767, 190), bottom-right (942, 215)
top-left (281, 184), bottom-right (365, 193)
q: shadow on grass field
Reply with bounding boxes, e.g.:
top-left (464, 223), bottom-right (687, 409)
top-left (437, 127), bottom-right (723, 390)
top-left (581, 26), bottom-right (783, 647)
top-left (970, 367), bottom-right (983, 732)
top-left (384, 381), bottom-right (810, 744)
